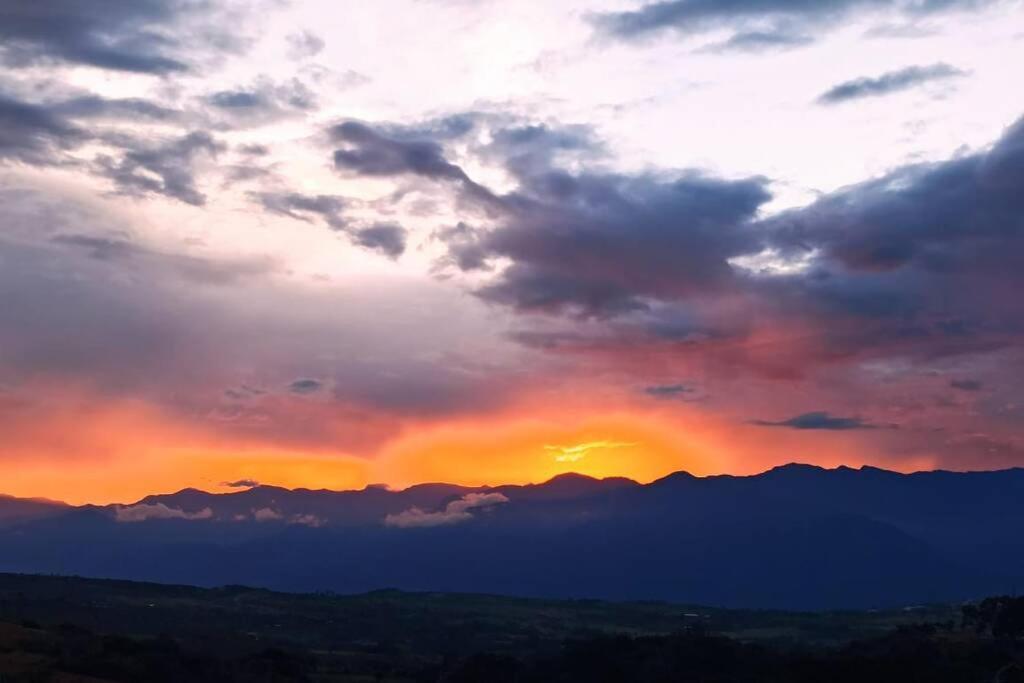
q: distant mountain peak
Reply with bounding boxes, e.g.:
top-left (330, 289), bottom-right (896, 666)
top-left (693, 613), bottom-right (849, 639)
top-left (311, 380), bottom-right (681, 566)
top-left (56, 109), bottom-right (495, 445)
top-left (543, 472), bottom-right (600, 484)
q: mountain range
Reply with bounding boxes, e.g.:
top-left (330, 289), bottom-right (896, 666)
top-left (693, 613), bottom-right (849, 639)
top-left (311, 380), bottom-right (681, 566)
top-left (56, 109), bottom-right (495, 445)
top-left (2, 464), bottom-right (1023, 610)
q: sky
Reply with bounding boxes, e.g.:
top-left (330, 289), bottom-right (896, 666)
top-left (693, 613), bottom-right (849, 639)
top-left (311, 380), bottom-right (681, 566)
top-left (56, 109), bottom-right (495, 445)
top-left (1, 0), bottom-right (1023, 504)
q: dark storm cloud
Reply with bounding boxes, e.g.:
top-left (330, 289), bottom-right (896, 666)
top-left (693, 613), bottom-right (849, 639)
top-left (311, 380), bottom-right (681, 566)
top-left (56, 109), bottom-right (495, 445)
top-left (97, 131), bottom-right (224, 206)
top-left (593, 0), bottom-right (1000, 43)
top-left (471, 172), bottom-right (771, 318)
top-left (354, 223), bottom-right (408, 259)
top-left (767, 115), bottom-right (1024, 279)
top-left (363, 115), bottom-right (770, 317)
top-left (406, 109), bottom-right (1024, 382)
top-left (752, 411), bottom-right (879, 430)
top-left (289, 379), bottom-right (324, 395)
top-left (253, 192), bottom-right (346, 229)
top-left (817, 63), bottom-right (966, 104)
top-left (0, 0), bottom-right (191, 73)
top-left (951, 379), bottom-right (984, 391)
top-left (0, 94), bottom-right (85, 163)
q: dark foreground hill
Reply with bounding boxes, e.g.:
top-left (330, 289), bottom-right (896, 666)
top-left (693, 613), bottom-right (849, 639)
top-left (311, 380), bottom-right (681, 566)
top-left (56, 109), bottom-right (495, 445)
top-left (0, 573), bottom-right (1023, 683)
top-left (2, 464), bottom-right (1024, 609)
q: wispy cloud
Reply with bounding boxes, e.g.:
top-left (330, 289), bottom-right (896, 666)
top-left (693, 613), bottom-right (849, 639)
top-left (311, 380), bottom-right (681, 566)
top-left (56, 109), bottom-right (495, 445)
top-left (817, 63), bottom-right (965, 104)
top-left (544, 440), bottom-right (637, 463)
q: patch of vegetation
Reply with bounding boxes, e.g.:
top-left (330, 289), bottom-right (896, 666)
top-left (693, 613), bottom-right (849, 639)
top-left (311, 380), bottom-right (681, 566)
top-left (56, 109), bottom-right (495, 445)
top-left (0, 574), bottom-right (1021, 682)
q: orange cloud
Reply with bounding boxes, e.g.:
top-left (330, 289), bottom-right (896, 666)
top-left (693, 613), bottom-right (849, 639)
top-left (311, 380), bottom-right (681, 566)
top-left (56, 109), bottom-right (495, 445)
top-left (0, 382), bottom-right (937, 505)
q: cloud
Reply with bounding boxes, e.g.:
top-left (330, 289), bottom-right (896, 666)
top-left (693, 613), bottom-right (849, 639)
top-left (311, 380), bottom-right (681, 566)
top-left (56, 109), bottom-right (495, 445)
top-left (253, 192), bottom-right (346, 229)
top-left (222, 479), bottom-right (260, 488)
top-left (643, 383), bottom-right (696, 399)
top-left (288, 379), bottom-right (323, 395)
top-left (543, 441), bottom-right (637, 463)
top-left (308, 107), bottom-right (1024, 418)
top-left (0, 93), bottom-right (86, 163)
top-left (329, 120), bottom-right (499, 207)
top-left (951, 379), bottom-right (984, 391)
top-left (115, 503), bottom-right (213, 522)
top-left (752, 411), bottom-right (879, 430)
top-left (96, 131), bottom-right (224, 206)
top-left (593, 0), bottom-right (999, 42)
top-left (205, 77), bottom-right (317, 125)
top-left (289, 513), bottom-right (324, 527)
top-left (252, 192), bottom-right (405, 257)
top-left (51, 96), bottom-right (181, 122)
top-left (384, 492), bottom-right (510, 528)
top-left (354, 223), bottom-right (407, 259)
top-left (817, 63), bottom-right (966, 104)
top-left (286, 30), bottom-right (325, 60)
top-left (700, 30), bottom-right (814, 53)
top-left (252, 507), bottom-right (283, 521)
top-left (0, 0), bottom-right (191, 73)
top-left (0, 0), bottom-right (260, 74)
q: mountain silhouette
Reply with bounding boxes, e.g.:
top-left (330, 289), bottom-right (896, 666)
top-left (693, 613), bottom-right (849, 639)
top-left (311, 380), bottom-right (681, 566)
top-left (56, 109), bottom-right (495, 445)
top-left (2, 464), bottom-right (1023, 609)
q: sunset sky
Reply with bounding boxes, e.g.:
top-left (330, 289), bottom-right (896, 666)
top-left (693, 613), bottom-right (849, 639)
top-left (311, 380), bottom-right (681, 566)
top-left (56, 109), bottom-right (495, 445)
top-left (2, 0), bottom-right (1023, 504)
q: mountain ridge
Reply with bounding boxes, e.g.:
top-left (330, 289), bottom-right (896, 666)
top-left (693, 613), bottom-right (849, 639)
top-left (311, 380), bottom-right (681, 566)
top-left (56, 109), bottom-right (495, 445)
top-left (4, 462), bottom-right (1023, 610)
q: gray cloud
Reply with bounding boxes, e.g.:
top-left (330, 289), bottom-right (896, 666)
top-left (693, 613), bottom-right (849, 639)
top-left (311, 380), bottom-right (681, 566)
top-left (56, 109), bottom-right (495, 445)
top-left (205, 78), bottom-right (317, 125)
top-left (0, 93), bottom-right (85, 163)
top-left (51, 95), bottom-right (181, 123)
top-left (329, 120), bottom-right (499, 207)
top-left (594, 0), bottom-right (1000, 42)
top-left (96, 131), bottom-right (223, 206)
top-left (251, 191), bottom-right (407, 258)
top-left (0, 0), bottom-right (191, 73)
top-left (701, 29), bottom-right (814, 53)
top-left (288, 379), bottom-right (324, 395)
top-left (643, 383), bottom-right (696, 398)
top-left (752, 411), bottom-right (879, 430)
top-left (470, 171), bottom-right (771, 318)
top-left (817, 63), bottom-right (966, 104)
top-left (286, 30), bottom-right (325, 60)
top-left (253, 192), bottom-right (346, 229)
top-left (354, 223), bottom-right (408, 259)
top-left (951, 378), bottom-right (983, 391)
top-left (222, 478), bottom-right (260, 488)
top-left (331, 120), bottom-right (471, 179)
top-left (0, 0), bottom-right (258, 74)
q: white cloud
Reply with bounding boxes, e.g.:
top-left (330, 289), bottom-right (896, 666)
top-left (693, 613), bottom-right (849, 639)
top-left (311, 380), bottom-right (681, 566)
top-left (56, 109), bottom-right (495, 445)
top-left (289, 513), bottom-right (325, 527)
top-left (384, 492), bottom-right (509, 528)
top-left (252, 507), bottom-right (284, 521)
top-left (115, 503), bottom-right (214, 523)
